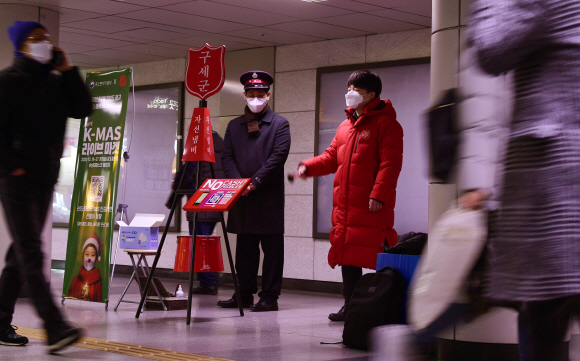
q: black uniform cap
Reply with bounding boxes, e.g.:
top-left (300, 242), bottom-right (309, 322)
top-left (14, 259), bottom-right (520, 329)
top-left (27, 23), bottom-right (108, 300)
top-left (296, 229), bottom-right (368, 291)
top-left (240, 70), bottom-right (273, 91)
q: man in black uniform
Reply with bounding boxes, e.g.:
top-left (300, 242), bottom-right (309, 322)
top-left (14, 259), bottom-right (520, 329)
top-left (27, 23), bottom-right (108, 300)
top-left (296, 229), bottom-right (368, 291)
top-left (217, 71), bottom-right (290, 312)
top-left (0, 21), bottom-right (92, 352)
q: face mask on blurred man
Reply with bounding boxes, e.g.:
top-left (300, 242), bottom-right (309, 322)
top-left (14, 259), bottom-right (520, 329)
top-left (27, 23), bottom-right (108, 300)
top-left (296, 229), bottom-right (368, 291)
top-left (24, 40), bottom-right (53, 64)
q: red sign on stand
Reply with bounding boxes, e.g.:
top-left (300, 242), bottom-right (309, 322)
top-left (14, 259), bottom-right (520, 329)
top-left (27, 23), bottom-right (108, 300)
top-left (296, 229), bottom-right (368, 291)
top-left (183, 178), bottom-right (251, 213)
top-left (185, 44), bottom-right (225, 100)
top-left (182, 107), bottom-right (215, 162)
top-left (183, 43), bottom-right (225, 162)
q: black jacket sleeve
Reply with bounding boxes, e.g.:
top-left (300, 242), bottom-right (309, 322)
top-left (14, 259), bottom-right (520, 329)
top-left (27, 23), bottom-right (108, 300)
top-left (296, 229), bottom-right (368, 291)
top-left (61, 67), bottom-right (93, 119)
top-left (0, 76), bottom-right (19, 175)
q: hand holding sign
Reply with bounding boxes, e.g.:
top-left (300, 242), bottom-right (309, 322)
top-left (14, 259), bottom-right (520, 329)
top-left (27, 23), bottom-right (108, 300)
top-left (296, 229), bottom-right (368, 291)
top-left (242, 183), bottom-right (257, 196)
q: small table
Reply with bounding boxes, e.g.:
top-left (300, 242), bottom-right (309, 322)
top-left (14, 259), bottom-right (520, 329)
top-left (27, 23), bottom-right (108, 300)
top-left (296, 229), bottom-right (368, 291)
top-left (114, 249), bottom-right (167, 311)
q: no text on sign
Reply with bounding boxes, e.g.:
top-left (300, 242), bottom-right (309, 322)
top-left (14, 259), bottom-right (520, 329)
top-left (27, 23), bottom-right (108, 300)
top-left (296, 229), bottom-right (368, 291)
top-left (183, 178), bottom-right (251, 213)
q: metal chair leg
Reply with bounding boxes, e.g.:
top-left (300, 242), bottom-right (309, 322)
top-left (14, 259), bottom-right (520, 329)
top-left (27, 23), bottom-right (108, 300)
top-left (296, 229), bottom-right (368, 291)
top-left (114, 269), bottom-right (137, 311)
top-left (142, 256), bottom-right (168, 311)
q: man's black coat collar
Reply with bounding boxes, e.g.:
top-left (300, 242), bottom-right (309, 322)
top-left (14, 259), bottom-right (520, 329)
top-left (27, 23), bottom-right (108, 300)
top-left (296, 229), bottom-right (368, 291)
top-left (13, 56), bottom-right (52, 78)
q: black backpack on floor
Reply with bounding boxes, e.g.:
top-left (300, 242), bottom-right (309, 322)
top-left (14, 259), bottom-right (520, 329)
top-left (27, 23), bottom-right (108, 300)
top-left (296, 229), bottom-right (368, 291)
top-left (342, 267), bottom-right (406, 350)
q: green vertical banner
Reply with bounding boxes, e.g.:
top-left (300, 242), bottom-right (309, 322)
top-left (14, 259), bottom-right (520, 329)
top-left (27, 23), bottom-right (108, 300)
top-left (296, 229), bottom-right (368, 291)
top-left (63, 68), bottom-right (132, 303)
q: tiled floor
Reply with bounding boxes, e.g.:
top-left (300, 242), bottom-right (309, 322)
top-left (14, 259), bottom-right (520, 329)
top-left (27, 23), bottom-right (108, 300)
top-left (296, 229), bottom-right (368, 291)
top-left (4, 270), bottom-right (370, 360)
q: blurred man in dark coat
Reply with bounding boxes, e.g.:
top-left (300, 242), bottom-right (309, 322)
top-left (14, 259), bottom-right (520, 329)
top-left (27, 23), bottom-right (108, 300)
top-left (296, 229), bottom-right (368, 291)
top-left (0, 21), bottom-right (91, 352)
top-left (217, 70), bottom-right (290, 312)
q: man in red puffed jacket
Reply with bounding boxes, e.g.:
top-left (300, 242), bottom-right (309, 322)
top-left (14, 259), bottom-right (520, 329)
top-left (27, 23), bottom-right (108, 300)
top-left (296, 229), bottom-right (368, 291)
top-left (298, 70), bottom-right (403, 322)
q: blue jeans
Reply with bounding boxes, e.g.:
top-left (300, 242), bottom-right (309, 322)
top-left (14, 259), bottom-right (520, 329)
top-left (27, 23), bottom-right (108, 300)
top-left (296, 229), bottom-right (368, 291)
top-left (188, 221), bottom-right (217, 287)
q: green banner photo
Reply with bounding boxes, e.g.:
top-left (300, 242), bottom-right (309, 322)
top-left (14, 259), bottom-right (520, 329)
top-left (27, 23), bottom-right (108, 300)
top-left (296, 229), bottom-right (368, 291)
top-left (63, 68), bottom-right (132, 303)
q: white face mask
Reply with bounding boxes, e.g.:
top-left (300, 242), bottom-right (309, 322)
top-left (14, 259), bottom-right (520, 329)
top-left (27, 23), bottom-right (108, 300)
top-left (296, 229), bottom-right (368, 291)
top-left (24, 40), bottom-right (53, 64)
top-left (246, 97), bottom-right (269, 113)
top-left (345, 90), bottom-right (365, 108)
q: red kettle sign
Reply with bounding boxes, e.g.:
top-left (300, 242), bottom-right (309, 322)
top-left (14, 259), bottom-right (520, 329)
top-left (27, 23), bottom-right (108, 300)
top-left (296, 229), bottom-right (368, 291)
top-left (185, 43), bottom-right (226, 100)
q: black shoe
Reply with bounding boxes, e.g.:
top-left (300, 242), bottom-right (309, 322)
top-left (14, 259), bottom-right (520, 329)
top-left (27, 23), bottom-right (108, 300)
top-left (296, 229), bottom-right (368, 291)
top-left (47, 324), bottom-right (83, 354)
top-left (0, 325), bottom-right (28, 346)
top-left (191, 285), bottom-right (218, 295)
top-left (328, 305), bottom-right (347, 322)
top-left (217, 295), bottom-right (253, 308)
top-left (250, 298), bottom-right (278, 312)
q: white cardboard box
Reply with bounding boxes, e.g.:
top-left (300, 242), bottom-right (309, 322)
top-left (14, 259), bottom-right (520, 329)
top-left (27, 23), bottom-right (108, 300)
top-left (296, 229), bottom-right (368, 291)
top-left (117, 213), bottom-right (165, 250)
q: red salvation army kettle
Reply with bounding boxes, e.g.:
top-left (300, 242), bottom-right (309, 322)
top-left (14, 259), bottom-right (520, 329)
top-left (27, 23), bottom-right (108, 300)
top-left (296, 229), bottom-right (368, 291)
top-left (174, 236), bottom-right (192, 272)
top-left (194, 236), bottom-right (224, 272)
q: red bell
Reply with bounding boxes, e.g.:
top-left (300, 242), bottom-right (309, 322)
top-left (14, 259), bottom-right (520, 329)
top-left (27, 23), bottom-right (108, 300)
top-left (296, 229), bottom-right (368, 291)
top-left (194, 236), bottom-right (224, 272)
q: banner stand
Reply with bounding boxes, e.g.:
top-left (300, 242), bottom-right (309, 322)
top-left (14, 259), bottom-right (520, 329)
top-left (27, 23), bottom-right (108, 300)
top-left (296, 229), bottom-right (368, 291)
top-left (106, 67), bottom-right (135, 311)
top-left (61, 202), bottom-right (128, 311)
top-left (135, 100), bottom-right (245, 323)
top-left (106, 203), bottom-right (129, 310)
top-left (61, 68), bottom-right (132, 309)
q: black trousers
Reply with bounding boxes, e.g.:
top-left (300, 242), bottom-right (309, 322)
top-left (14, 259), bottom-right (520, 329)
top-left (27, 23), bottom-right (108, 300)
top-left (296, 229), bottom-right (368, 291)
top-left (342, 265), bottom-right (362, 307)
top-left (0, 175), bottom-right (64, 328)
top-left (517, 296), bottom-right (580, 361)
top-left (412, 297), bottom-right (579, 361)
top-left (235, 234), bottom-right (284, 301)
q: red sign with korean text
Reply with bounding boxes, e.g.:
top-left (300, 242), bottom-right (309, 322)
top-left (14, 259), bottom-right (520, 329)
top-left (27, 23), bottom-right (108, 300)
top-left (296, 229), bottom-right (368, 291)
top-left (182, 107), bottom-right (215, 163)
top-left (185, 44), bottom-right (226, 100)
top-left (183, 178), bottom-right (252, 213)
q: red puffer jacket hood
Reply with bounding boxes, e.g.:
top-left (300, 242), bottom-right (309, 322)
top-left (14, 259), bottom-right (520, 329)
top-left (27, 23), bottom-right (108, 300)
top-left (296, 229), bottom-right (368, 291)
top-left (302, 97), bottom-right (403, 269)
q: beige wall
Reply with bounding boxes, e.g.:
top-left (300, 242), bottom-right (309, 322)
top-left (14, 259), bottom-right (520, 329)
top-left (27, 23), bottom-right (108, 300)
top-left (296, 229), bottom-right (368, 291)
top-left (53, 28), bottom-right (431, 281)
